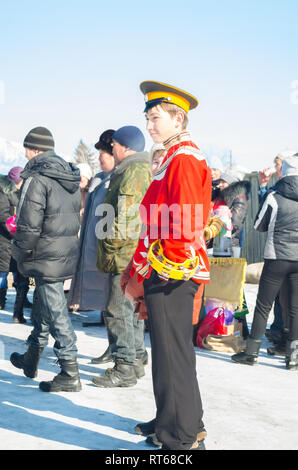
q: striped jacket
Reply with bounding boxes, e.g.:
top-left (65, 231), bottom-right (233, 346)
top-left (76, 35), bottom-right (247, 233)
top-left (254, 175), bottom-right (298, 260)
top-left (130, 132), bottom-right (212, 284)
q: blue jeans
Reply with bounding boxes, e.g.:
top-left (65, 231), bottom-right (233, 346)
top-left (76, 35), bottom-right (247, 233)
top-left (0, 272), bottom-right (8, 289)
top-left (0, 271), bottom-right (29, 290)
top-left (27, 278), bottom-right (78, 360)
top-left (104, 274), bottom-right (145, 364)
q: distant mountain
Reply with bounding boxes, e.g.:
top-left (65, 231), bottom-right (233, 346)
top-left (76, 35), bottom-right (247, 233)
top-left (0, 137), bottom-right (27, 174)
top-left (0, 137), bottom-right (74, 175)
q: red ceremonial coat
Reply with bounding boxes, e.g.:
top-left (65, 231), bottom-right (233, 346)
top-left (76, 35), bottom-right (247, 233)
top-left (130, 132), bottom-right (212, 284)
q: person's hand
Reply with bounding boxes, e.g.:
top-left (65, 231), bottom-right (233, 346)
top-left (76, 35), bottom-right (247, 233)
top-left (120, 258), bottom-right (134, 294)
top-left (134, 297), bottom-right (148, 320)
top-left (259, 168), bottom-right (272, 187)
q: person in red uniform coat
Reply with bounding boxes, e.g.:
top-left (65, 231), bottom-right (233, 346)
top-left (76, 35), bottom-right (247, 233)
top-left (127, 81), bottom-right (212, 450)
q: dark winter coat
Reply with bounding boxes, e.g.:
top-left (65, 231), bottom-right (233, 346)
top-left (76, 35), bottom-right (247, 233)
top-left (12, 151), bottom-right (81, 281)
top-left (254, 175), bottom-right (298, 260)
top-left (67, 171), bottom-right (113, 310)
top-left (97, 151), bottom-right (151, 274)
top-left (220, 180), bottom-right (251, 247)
top-left (0, 176), bottom-right (19, 272)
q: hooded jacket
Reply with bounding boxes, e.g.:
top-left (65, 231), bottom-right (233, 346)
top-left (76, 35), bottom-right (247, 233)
top-left (12, 151), bottom-right (81, 281)
top-left (219, 180), bottom-right (251, 247)
top-left (254, 174), bottom-right (298, 260)
top-left (0, 175), bottom-right (19, 272)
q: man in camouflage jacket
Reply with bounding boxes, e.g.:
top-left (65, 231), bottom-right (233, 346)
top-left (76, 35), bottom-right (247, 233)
top-left (93, 126), bottom-right (151, 388)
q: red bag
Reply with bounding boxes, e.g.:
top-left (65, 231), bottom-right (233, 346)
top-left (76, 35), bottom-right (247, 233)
top-left (196, 307), bottom-right (225, 348)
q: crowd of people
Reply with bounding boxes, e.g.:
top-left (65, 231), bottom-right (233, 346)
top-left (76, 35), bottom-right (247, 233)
top-left (1, 79), bottom-right (298, 451)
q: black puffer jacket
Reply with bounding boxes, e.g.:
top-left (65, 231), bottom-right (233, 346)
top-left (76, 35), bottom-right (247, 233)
top-left (12, 151), bottom-right (81, 282)
top-left (254, 175), bottom-right (298, 260)
top-left (219, 180), bottom-right (251, 247)
top-left (0, 176), bottom-right (19, 272)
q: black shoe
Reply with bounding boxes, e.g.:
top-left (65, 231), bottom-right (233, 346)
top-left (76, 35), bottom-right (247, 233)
top-left (231, 337), bottom-right (262, 366)
top-left (267, 328), bottom-right (288, 357)
top-left (145, 429), bottom-right (207, 448)
top-left (12, 315), bottom-right (27, 324)
top-left (134, 357), bottom-right (145, 379)
top-left (265, 329), bottom-right (282, 345)
top-left (162, 439), bottom-right (206, 451)
top-left (39, 358), bottom-right (82, 392)
top-left (137, 350), bottom-right (148, 365)
top-left (146, 433), bottom-right (162, 447)
top-left (189, 440), bottom-right (206, 450)
top-left (91, 346), bottom-right (113, 364)
top-left (10, 345), bottom-right (44, 378)
top-left (135, 418), bottom-right (156, 436)
top-left (267, 344), bottom-right (286, 356)
top-left (92, 359), bottom-right (137, 388)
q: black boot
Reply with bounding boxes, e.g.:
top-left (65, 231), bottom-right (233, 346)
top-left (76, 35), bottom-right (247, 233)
top-left (0, 287), bottom-right (7, 310)
top-left (10, 344), bottom-right (44, 378)
top-left (12, 287), bottom-right (27, 324)
top-left (91, 346), bottom-right (113, 364)
top-left (39, 358), bottom-right (82, 392)
top-left (231, 337), bottom-right (262, 365)
top-left (267, 328), bottom-right (289, 357)
top-left (134, 357), bottom-right (145, 379)
top-left (137, 349), bottom-right (148, 365)
top-left (285, 339), bottom-right (298, 370)
top-left (92, 358), bottom-right (137, 388)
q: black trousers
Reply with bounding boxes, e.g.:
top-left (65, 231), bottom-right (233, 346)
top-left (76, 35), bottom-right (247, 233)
top-left (250, 259), bottom-right (298, 342)
top-left (144, 271), bottom-right (204, 450)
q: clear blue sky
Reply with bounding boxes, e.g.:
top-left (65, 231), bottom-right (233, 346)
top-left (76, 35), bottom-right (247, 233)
top-left (0, 0), bottom-right (297, 169)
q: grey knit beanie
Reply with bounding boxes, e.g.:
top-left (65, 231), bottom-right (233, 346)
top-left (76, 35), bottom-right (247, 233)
top-left (23, 126), bottom-right (55, 151)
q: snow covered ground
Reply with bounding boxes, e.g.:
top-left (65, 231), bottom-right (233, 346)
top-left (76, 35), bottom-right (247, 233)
top-left (0, 283), bottom-right (297, 451)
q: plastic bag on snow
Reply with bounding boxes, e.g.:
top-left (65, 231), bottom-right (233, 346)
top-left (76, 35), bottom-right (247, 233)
top-left (196, 307), bottom-right (225, 348)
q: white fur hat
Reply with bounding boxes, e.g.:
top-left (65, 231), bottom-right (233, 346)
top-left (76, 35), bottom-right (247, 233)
top-left (149, 143), bottom-right (165, 163)
top-left (275, 149), bottom-right (297, 161)
top-left (281, 153), bottom-right (298, 177)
